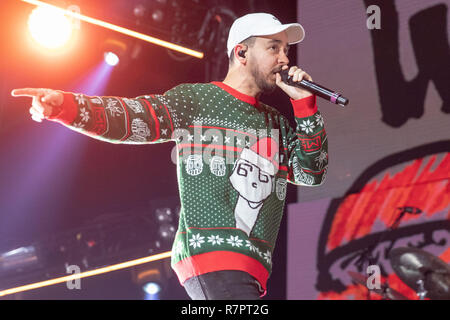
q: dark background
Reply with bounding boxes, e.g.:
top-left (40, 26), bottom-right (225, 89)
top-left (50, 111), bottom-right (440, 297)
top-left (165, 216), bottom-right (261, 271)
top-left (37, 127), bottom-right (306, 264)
top-left (0, 0), bottom-right (299, 299)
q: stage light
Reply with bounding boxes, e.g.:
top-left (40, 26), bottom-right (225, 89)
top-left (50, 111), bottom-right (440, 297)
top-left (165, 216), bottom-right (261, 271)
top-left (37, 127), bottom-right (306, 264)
top-left (0, 246), bottom-right (38, 272)
top-left (133, 4), bottom-right (146, 18)
top-left (143, 282), bottom-right (161, 295)
top-left (134, 267), bottom-right (164, 300)
top-left (159, 224), bottom-right (176, 239)
top-left (143, 282), bottom-right (161, 300)
top-left (104, 51), bottom-right (120, 66)
top-left (72, 57), bottom-right (116, 95)
top-left (21, 0), bottom-right (204, 58)
top-left (27, 6), bottom-right (73, 49)
top-left (152, 9), bottom-right (164, 23)
top-left (132, 258), bottom-right (172, 300)
top-left (155, 207), bottom-right (174, 223)
top-left (102, 38), bottom-right (128, 67)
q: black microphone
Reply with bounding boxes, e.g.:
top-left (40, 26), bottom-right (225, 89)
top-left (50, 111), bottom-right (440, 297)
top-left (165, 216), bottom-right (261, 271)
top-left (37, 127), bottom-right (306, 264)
top-left (280, 69), bottom-right (349, 107)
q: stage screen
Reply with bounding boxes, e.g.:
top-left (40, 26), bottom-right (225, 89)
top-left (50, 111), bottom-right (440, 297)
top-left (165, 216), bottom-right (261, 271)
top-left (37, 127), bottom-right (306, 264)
top-left (287, 0), bottom-right (450, 300)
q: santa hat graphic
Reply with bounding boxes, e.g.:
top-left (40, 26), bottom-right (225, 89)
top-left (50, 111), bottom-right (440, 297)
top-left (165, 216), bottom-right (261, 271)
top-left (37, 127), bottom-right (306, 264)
top-left (239, 136), bottom-right (279, 175)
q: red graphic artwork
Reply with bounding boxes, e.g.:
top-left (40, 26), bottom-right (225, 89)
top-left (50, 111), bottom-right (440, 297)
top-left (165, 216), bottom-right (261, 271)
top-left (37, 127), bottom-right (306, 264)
top-left (318, 152), bottom-right (450, 300)
top-left (297, 129), bottom-right (326, 153)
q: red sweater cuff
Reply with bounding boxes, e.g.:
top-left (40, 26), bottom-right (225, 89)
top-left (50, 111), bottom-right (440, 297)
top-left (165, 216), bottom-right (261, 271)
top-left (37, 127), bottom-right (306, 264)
top-left (47, 92), bottom-right (78, 125)
top-left (291, 94), bottom-right (318, 118)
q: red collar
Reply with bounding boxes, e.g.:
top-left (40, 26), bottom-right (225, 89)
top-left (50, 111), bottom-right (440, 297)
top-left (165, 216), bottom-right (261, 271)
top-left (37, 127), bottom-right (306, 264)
top-left (211, 82), bottom-right (259, 107)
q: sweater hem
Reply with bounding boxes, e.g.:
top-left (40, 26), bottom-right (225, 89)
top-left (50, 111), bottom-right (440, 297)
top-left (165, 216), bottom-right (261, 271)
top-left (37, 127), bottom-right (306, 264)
top-left (172, 251), bottom-right (269, 297)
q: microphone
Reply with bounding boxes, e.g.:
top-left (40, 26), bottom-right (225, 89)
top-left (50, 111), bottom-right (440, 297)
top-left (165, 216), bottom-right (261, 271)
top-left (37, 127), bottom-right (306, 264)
top-left (280, 69), bottom-right (349, 107)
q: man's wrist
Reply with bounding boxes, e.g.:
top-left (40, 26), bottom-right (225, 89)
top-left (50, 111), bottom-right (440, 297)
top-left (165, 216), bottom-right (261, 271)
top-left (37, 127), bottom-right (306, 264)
top-left (47, 92), bottom-right (78, 125)
top-left (289, 91), bottom-right (313, 101)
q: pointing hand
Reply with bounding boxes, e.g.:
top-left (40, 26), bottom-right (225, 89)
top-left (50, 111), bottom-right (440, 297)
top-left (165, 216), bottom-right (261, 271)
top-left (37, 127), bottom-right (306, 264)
top-left (11, 88), bottom-right (64, 122)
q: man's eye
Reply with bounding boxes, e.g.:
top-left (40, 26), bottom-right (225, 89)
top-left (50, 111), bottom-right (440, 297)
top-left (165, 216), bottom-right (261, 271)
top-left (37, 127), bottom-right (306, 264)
top-left (259, 172), bottom-right (269, 183)
top-left (237, 163), bottom-right (253, 176)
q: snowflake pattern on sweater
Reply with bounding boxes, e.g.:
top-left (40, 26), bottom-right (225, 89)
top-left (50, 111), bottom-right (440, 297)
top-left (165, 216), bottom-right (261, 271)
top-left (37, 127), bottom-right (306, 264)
top-left (48, 82), bottom-right (328, 291)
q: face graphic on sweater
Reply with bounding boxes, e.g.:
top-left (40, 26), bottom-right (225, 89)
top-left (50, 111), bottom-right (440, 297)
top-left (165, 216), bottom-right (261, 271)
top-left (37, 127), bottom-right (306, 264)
top-left (229, 157), bottom-right (275, 237)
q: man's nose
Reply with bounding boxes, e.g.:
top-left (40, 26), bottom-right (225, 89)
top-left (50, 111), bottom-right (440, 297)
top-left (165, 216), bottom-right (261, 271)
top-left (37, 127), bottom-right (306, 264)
top-left (252, 182), bottom-right (257, 188)
top-left (278, 51), bottom-right (289, 65)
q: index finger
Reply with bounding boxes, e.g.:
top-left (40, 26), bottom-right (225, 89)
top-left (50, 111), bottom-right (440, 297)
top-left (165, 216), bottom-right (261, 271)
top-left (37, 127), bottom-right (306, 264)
top-left (11, 88), bottom-right (44, 97)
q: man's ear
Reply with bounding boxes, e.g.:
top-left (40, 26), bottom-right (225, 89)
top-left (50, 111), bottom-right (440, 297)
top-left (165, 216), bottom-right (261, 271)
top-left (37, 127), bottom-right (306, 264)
top-left (234, 44), bottom-right (248, 63)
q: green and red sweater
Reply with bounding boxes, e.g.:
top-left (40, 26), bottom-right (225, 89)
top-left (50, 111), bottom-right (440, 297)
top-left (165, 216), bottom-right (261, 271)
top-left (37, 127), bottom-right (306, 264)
top-left (48, 82), bottom-right (328, 294)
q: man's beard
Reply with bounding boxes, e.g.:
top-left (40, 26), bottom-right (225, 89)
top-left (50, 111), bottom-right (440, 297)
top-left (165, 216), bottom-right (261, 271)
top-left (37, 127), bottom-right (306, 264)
top-left (250, 63), bottom-right (277, 94)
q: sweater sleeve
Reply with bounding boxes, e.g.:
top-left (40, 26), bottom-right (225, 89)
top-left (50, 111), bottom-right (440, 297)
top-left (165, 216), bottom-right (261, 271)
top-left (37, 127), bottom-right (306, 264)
top-left (47, 84), bottom-right (196, 144)
top-left (282, 95), bottom-right (328, 186)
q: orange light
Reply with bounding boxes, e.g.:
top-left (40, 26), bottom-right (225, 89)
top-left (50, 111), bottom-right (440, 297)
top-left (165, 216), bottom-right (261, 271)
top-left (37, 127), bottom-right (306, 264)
top-left (0, 251), bottom-right (172, 297)
top-left (21, 0), bottom-right (204, 59)
top-left (28, 6), bottom-right (74, 49)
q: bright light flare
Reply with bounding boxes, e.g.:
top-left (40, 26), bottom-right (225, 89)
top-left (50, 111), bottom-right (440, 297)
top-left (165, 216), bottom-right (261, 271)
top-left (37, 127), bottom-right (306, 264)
top-left (143, 282), bottom-right (161, 295)
top-left (104, 51), bottom-right (120, 66)
top-left (21, 0), bottom-right (204, 58)
top-left (28, 6), bottom-right (74, 49)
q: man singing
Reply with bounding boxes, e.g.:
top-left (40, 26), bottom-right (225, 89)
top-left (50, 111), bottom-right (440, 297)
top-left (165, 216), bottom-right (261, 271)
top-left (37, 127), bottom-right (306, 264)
top-left (12, 13), bottom-right (328, 300)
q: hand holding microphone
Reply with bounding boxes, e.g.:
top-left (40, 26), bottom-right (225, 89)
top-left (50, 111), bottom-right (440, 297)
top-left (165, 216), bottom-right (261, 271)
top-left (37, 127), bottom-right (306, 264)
top-left (276, 66), bottom-right (349, 106)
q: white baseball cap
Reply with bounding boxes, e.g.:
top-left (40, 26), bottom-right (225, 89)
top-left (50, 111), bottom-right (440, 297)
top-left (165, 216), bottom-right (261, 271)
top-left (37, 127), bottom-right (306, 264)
top-left (227, 13), bottom-right (305, 57)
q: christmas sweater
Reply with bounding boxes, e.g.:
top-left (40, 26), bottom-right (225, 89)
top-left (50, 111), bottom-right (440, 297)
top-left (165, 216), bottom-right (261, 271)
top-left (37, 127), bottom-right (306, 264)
top-left (48, 81), bottom-right (328, 294)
